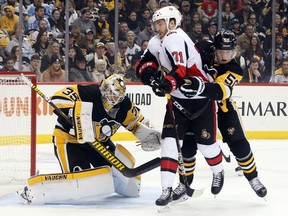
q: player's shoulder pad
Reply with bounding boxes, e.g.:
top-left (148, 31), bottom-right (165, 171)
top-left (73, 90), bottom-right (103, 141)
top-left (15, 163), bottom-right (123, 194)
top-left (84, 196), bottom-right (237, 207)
top-left (223, 59), bottom-right (244, 77)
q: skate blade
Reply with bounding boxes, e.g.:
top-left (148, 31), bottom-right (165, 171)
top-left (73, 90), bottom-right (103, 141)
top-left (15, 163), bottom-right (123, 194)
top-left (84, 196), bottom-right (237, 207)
top-left (157, 202), bottom-right (172, 213)
top-left (172, 195), bottom-right (189, 205)
top-left (16, 190), bottom-right (31, 205)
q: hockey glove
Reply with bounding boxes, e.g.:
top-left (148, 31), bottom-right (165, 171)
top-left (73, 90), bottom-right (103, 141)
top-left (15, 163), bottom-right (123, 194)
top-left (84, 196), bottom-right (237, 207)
top-left (203, 64), bottom-right (218, 79)
top-left (136, 61), bottom-right (159, 85)
top-left (150, 75), bottom-right (177, 97)
top-left (179, 76), bottom-right (205, 98)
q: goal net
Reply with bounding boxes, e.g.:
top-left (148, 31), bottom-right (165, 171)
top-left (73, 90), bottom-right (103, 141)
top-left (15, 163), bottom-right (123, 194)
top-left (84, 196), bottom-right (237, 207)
top-left (0, 72), bottom-right (36, 183)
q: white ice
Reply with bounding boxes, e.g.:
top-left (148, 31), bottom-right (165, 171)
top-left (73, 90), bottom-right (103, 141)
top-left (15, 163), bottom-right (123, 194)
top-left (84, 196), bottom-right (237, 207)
top-left (0, 140), bottom-right (287, 216)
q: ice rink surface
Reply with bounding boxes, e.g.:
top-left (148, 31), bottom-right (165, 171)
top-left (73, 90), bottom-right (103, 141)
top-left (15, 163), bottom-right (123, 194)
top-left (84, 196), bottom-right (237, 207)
top-left (0, 140), bottom-right (287, 216)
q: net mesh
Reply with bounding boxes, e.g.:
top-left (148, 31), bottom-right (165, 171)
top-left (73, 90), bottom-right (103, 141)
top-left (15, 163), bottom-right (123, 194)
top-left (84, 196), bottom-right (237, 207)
top-left (0, 74), bottom-right (34, 183)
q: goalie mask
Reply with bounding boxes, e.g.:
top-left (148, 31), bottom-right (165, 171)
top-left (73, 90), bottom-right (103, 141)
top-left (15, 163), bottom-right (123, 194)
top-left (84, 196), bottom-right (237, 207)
top-left (100, 74), bottom-right (126, 108)
top-left (214, 30), bottom-right (237, 64)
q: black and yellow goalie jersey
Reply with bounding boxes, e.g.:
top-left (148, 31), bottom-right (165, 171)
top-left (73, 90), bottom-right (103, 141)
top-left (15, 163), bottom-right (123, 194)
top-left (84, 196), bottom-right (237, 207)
top-left (51, 84), bottom-right (144, 143)
top-left (202, 59), bottom-right (243, 112)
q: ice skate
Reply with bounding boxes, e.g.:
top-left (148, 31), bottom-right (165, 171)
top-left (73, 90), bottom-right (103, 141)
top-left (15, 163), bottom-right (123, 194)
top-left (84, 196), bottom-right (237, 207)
top-left (17, 186), bottom-right (31, 204)
top-left (211, 170), bottom-right (224, 196)
top-left (156, 187), bottom-right (172, 212)
top-left (172, 183), bottom-right (188, 204)
top-left (249, 177), bottom-right (267, 198)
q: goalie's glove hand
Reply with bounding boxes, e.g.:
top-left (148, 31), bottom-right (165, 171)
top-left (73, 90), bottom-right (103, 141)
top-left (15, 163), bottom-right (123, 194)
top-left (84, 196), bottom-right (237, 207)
top-left (203, 64), bottom-right (218, 79)
top-left (179, 76), bottom-right (205, 98)
top-left (150, 75), bottom-right (176, 97)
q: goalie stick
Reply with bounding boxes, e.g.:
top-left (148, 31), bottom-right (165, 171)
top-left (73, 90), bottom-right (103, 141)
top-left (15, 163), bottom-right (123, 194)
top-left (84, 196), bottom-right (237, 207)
top-left (19, 73), bottom-right (160, 178)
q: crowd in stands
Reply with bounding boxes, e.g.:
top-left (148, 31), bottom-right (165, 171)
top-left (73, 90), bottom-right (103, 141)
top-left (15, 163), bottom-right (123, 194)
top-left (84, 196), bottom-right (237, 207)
top-left (0, 0), bottom-right (288, 83)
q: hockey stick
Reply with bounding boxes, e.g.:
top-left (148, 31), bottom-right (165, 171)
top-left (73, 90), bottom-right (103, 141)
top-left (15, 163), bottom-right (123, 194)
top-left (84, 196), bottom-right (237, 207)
top-left (19, 73), bottom-right (160, 178)
top-left (166, 99), bottom-right (199, 197)
top-left (164, 92), bottom-right (231, 163)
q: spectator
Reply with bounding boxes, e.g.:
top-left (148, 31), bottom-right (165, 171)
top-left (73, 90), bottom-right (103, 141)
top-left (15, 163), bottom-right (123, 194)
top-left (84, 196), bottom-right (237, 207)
top-left (68, 46), bottom-right (77, 69)
top-left (263, 27), bottom-right (280, 53)
top-left (136, 19), bottom-right (154, 46)
top-left (26, 5), bottom-right (51, 33)
top-left (222, 2), bottom-right (235, 30)
top-left (60, 0), bottom-right (78, 26)
top-left (230, 18), bottom-right (243, 37)
top-left (32, 30), bottom-right (49, 57)
top-left (118, 40), bottom-right (130, 76)
top-left (26, 0), bottom-right (53, 19)
top-left (223, 0), bottom-right (243, 14)
top-left (70, 25), bottom-right (85, 46)
top-left (126, 11), bottom-right (141, 36)
top-left (125, 31), bottom-right (140, 63)
top-left (9, 45), bottom-right (30, 70)
top-left (264, 47), bottom-right (283, 83)
top-left (250, 0), bottom-right (266, 18)
top-left (5, 24), bottom-right (34, 59)
top-left (235, 0), bottom-right (254, 27)
top-left (200, 0), bottom-right (218, 25)
top-left (243, 57), bottom-right (263, 83)
top-left (78, 28), bottom-right (97, 58)
top-left (0, 5), bottom-right (19, 36)
top-left (0, 28), bottom-right (11, 49)
top-left (40, 55), bottom-right (66, 82)
top-left (30, 19), bottom-right (52, 42)
top-left (180, 1), bottom-right (193, 34)
top-left (235, 44), bottom-right (247, 74)
top-left (71, 7), bottom-right (96, 36)
top-left (86, 0), bottom-right (99, 22)
top-left (243, 35), bottom-right (265, 69)
top-left (159, 0), bottom-right (169, 8)
top-left (138, 8), bottom-right (151, 31)
top-left (205, 21), bottom-right (217, 41)
top-left (69, 55), bottom-right (94, 82)
top-left (0, 56), bottom-right (17, 72)
top-left (275, 33), bottom-right (288, 53)
top-left (118, 21), bottom-right (129, 42)
top-left (40, 40), bottom-right (62, 72)
top-left (189, 22), bottom-right (202, 43)
top-left (48, 8), bottom-right (65, 35)
top-left (91, 59), bottom-right (110, 82)
top-left (247, 12), bottom-right (266, 43)
top-left (99, 28), bottom-right (114, 45)
top-left (236, 24), bottom-right (254, 53)
top-left (272, 57), bottom-right (288, 83)
top-left (105, 42), bottom-right (119, 73)
top-left (23, 54), bottom-right (41, 81)
top-left (108, 1), bottom-right (128, 36)
top-left (1, 0), bottom-right (27, 17)
top-left (94, 6), bottom-right (110, 39)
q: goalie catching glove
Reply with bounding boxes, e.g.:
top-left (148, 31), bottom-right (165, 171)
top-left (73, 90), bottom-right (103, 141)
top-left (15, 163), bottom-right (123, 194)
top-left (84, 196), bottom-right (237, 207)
top-left (132, 121), bottom-right (161, 151)
top-left (179, 76), bottom-right (205, 98)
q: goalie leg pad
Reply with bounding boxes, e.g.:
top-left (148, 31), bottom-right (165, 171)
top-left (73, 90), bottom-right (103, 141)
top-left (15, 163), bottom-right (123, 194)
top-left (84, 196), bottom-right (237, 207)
top-left (112, 144), bottom-right (141, 197)
top-left (24, 166), bottom-right (114, 204)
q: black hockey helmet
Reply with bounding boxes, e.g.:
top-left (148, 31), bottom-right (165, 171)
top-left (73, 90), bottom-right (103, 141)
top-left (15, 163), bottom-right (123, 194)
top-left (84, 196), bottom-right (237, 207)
top-left (214, 30), bottom-right (236, 50)
top-left (195, 40), bottom-right (215, 67)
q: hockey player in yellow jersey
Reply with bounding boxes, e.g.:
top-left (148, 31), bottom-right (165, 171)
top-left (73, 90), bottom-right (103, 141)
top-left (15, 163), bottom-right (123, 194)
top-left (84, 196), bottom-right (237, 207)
top-left (175, 30), bottom-right (267, 201)
top-left (19, 74), bottom-right (161, 204)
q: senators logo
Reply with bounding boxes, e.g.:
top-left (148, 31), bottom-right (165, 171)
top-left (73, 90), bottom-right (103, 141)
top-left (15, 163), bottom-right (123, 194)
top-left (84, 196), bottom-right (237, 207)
top-left (201, 129), bottom-right (211, 139)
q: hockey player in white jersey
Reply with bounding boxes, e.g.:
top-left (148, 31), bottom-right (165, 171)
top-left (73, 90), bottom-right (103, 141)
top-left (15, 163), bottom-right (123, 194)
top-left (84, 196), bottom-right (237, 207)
top-left (136, 6), bottom-right (224, 207)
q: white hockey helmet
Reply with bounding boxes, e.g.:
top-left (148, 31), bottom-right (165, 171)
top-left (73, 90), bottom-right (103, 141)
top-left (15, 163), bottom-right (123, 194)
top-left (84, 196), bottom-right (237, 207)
top-left (100, 74), bottom-right (126, 107)
top-left (152, 6), bottom-right (182, 29)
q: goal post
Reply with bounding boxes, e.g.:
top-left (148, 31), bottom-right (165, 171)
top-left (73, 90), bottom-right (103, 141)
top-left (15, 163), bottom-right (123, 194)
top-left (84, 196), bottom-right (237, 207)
top-left (0, 72), bottom-right (36, 182)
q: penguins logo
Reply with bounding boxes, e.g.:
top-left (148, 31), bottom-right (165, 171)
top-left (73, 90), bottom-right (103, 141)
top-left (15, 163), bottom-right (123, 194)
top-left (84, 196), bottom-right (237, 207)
top-left (227, 127), bottom-right (236, 135)
top-left (201, 129), bottom-right (211, 139)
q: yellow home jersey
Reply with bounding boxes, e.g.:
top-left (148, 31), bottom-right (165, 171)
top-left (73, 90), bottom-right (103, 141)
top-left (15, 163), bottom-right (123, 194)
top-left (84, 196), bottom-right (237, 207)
top-left (204, 59), bottom-right (243, 112)
top-left (51, 84), bottom-right (144, 143)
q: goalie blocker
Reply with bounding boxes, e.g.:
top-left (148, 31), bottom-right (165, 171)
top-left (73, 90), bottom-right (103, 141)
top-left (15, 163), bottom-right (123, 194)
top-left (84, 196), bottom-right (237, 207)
top-left (19, 144), bottom-right (141, 204)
